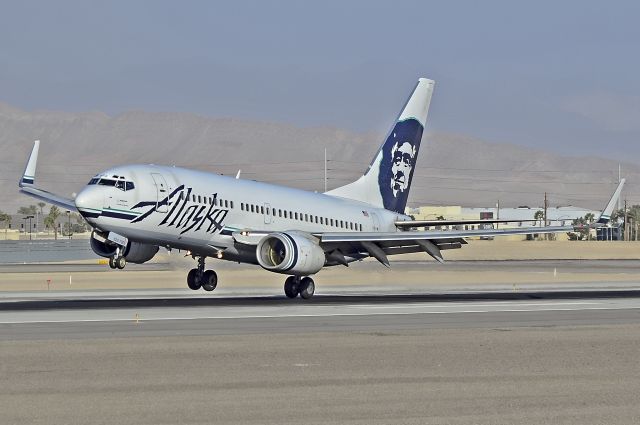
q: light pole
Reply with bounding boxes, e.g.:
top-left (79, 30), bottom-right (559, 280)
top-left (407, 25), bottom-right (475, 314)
top-left (66, 211), bottom-right (72, 239)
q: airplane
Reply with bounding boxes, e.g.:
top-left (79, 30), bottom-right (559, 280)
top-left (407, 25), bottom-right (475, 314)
top-left (20, 78), bottom-right (579, 299)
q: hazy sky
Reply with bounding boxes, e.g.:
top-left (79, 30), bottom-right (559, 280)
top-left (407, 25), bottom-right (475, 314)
top-left (1, 0), bottom-right (639, 161)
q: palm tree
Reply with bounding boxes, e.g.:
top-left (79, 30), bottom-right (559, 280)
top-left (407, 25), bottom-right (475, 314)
top-left (584, 212), bottom-right (595, 224)
top-left (17, 205), bottom-right (37, 215)
top-left (0, 211), bottom-right (10, 239)
top-left (45, 206), bottom-right (62, 240)
top-left (534, 210), bottom-right (544, 227)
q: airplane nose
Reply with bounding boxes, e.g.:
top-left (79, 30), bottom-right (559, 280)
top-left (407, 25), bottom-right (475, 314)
top-left (75, 187), bottom-right (101, 219)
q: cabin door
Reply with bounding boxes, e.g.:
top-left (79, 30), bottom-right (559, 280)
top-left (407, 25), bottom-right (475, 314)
top-left (150, 173), bottom-right (169, 213)
top-left (370, 212), bottom-right (380, 231)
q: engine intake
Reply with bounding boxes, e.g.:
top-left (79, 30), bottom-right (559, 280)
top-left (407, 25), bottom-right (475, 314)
top-left (256, 231), bottom-right (326, 275)
top-left (90, 231), bottom-right (159, 264)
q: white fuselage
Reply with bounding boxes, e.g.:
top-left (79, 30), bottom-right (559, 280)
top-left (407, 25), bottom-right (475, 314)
top-left (75, 164), bottom-right (405, 264)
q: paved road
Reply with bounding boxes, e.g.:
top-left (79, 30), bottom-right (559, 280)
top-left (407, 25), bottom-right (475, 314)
top-left (2, 283), bottom-right (640, 424)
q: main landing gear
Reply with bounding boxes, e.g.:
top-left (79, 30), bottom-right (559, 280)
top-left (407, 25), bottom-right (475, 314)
top-left (187, 256), bottom-right (218, 292)
top-left (284, 276), bottom-right (315, 299)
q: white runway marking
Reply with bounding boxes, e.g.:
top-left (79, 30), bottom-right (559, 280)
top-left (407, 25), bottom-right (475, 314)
top-left (0, 299), bottom-right (638, 325)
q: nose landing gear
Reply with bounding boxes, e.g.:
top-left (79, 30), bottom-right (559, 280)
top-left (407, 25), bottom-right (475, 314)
top-left (186, 256), bottom-right (218, 291)
top-left (284, 276), bottom-right (315, 299)
top-left (108, 247), bottom-right (126, 270)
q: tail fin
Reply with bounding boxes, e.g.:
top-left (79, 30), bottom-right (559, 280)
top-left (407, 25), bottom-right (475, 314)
top-left (20, 140), bottom-right (40, 186)
top-left (326, 78), bottom-right (434, 213)
top-left (597, 178), bottom-right (625, 224)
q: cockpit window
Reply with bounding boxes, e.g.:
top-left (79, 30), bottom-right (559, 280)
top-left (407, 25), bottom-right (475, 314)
top-left (98, 179), bottom-right (117, 187)
top-left (93, 177), bottom-right (135, 191)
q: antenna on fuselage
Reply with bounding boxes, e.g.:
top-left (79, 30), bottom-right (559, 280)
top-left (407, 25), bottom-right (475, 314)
top-left (235, 170), bottom-right (241, 179)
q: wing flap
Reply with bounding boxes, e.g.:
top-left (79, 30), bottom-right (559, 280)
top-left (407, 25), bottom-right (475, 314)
top-left (320, 226), bottom-right (573, 243)
top-left (395, 219), bottom-right (537, 228)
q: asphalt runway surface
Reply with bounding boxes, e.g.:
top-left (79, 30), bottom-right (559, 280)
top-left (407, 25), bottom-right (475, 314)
top-left (2, 260), bottom-right (640, 424)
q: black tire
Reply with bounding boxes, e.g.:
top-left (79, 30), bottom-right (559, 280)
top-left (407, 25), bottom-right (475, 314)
top-left (108, 257), bottom-right (116, 269)
top-left (299, 277), bottom-right (315, 300)
top-left (187, 269), bottom-right (201, 290)
top-left (284, 276), bottom-right (298, 298)
top-left (202, 270), bottom-right (218, 292)
top-left (116, 256), bottom-right (126, 270)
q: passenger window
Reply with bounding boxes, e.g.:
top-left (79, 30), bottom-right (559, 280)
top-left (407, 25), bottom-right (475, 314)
top-left (230, 201), bottom-right (234, 209)
top-left (250, 205), bottom-right (254, 213)
top-left (260, 206), bottom-right (264, 214)
top-left (320, 217), bottom-right (324, 225)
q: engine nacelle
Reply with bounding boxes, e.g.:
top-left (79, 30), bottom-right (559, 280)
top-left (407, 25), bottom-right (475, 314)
top-left (256, 231), bottom-right (326, 275)
top-left (90, 231), bottom-right (159, 264)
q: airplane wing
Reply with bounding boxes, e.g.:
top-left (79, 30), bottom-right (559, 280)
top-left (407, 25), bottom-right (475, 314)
top-left (395, 219), bottom-right (537, 228)
top-left (18, 140), bottom-right (78, 211)
top-left (318, 225), bottom-right (573, 265)
top-left (597, 178), bottom-right (625, 224)
top-left (234, 225), bottom-right (573, 266)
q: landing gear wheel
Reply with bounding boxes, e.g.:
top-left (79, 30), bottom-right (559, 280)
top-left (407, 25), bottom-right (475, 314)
top-left (299, 277), bottom-right (315, 300)
top-left (115, 256), bottom-right (126, 270)
top-left (201, 270), bottom-right (218, 292)
top-left (187, 268), bottom-right (201, 290)
top-left (108, 257), bottom-right (116, 269)
top-left (284, 276), bottom-right (299, 299)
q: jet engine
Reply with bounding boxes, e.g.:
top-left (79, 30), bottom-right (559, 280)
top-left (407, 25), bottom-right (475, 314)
top-left (256, 231), bottom-right (326, 275)
top-left (90, 231), bottom-right (159, 264)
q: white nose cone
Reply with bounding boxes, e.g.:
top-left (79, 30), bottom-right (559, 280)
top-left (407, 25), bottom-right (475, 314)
top-left (74, 187), bottom-right (101, 219)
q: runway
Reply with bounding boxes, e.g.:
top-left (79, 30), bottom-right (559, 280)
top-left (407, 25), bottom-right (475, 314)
top-left (2, 260), bottom-right (640, 424)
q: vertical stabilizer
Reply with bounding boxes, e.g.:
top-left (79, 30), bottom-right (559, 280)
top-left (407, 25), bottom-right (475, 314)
top-left (20, 140), bottom-right (40, 187)
top-left (326, 79), bottom-right (434, 213)
top-left (598, 178), bottom-right (625, 224)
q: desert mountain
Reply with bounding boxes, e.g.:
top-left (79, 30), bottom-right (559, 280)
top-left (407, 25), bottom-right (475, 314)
top-left (0, 101), bottom-right (636, 213)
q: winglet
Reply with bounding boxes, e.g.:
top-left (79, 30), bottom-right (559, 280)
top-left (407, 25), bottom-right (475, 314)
top-left (20, 140), bottom-right (40, 187)
top-left (597, 178), bottom-right (625, 224)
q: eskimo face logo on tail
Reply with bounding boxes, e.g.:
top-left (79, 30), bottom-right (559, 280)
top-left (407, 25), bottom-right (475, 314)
top-left (377, 119), bottom-right (423, 213)
top-left (131, 185), bottom-right (228, 235)
top-left (390, 140), bottom-right (417, 197)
